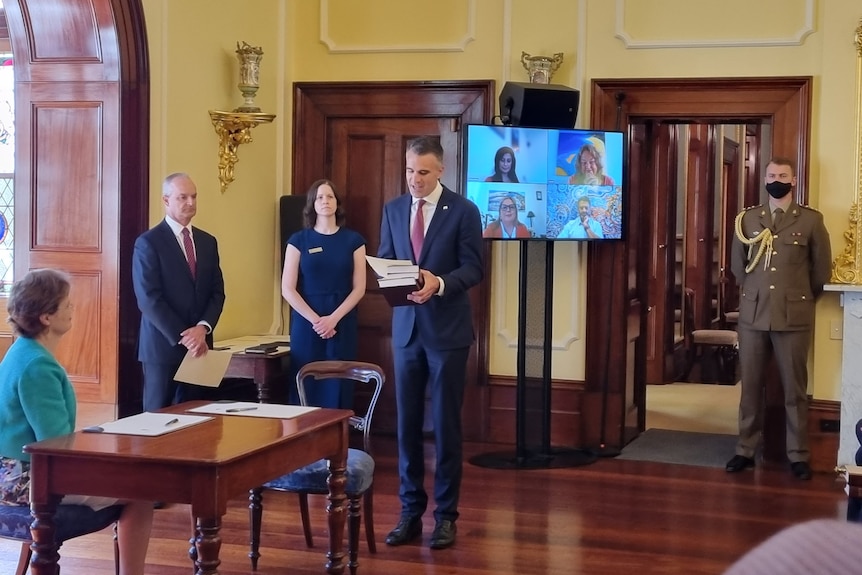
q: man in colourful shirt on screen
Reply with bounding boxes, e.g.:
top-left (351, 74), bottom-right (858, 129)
top-left (557, 196), bottom-right (604, 239)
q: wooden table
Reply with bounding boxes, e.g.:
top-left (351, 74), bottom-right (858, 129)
top-left (217, 335), bottom-right (291, 403)
top-left (25, 401), bottom-right (351, 575)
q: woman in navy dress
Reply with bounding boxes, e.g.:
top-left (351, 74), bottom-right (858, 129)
top-left (282, 179), bottom-right (366, 408)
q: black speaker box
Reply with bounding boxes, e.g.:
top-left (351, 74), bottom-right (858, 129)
top-left (279, 194), bottom-right (306, 267)
top-left (499, 82), bottom-right (580, 129)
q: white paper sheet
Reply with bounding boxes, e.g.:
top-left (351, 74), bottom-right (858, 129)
top-left (186, 401), bottom-right (319, 419)
top-left (82, 412), bottom-right (212, 436)
top-left (174, 349), bottom-right (234, 387)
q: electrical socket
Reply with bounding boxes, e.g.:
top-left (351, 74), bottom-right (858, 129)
top-left (830, 320), bottom-right (843, 340)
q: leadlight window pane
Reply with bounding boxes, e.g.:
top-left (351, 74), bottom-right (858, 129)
top-left (0, 52), bottom-right (13, 292)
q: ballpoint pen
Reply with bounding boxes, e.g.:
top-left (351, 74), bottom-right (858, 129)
top-left (164, 418), bottom-right (180, 426)
top-left (225, 407), bottom-right (258, 413)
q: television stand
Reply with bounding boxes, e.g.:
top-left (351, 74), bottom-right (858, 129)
top-left (469, 241), bottom-right (596, 470)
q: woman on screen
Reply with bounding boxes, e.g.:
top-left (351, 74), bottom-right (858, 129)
top-left (483, 195), bottom-right (531, 238)
top-left (568, 141), bottom-right (615, 186)
top-left (282, 179), bottom-right (366, 409)
top-left (485, 146), bottom-right (520, 183)
top-left (0, 269), bottom-right (153, 575)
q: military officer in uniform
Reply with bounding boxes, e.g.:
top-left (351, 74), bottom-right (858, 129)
top-left (726, 157), bottom-right (831, 480)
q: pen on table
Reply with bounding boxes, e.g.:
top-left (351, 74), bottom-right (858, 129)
top-left (164, 418), bottom-right (179, 426)
top-left (225, 407), bottom-right (258, 413)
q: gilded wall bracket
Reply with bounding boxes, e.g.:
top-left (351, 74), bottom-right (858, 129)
top-left (208, 41), bottom-right (275, 193)
top-left (831, 19), bottom-right (862, 284)
top-left (208, 110), bottom-right (275, 193)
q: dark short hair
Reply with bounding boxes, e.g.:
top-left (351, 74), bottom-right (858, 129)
top-left (406, 136), bottom-right (444, 162)
top-left (7, 269), bottom-right (71, 338)
top-left (303, 179), bottom-right (346, 228)
top-left (767, 156), bottom-right (796, 175)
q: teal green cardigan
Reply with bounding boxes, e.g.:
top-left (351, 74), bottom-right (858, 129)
top-left (0, 337), bottom-right (76, 462)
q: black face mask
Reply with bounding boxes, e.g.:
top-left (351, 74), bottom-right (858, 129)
top-left (766, 181), bottom-right (793, 199)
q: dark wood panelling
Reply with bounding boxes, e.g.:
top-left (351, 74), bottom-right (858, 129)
top-left (33, 102), bottom-right (104, 250)
top-left (6, 0), bottom-right (149, 408)
top-left (486, 375), bottom-right (585, 446)
top-left (807, 398), bottom-right (840, 473)
top-left (587, 77), bottom-right (812, 454)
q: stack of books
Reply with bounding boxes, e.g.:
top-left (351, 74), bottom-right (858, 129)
top-left (366, 255), bottom-right (420, 307)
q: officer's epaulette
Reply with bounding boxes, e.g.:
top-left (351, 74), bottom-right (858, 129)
top-left (797, 203), bottom-right (819, 212)
top-left (738, 204), bottom-right (762, 214)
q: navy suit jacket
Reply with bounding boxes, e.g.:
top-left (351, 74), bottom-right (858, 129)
top-left (132, 219), bottom-right (226, 365)
top-left (378, 186), bottom-right (483, 350)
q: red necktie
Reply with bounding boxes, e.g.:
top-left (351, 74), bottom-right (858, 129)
top-left (181, 227), bottom-right (197, 278)
top-left (411, 199), bottom-right (426, 261)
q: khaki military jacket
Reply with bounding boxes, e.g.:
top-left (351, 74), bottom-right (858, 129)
top-left (730, 201), bottom-right (831, 331)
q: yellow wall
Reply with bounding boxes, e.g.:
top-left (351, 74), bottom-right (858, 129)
top-left (142, 0), bottom-right (860, 401)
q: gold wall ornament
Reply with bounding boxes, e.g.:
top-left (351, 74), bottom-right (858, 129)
top-left (208, 41), bottom-right (275, 192)
top-left (520, 51), bottom-right (564, 84)
top-left (830, 18), bottom-right (862, 284)
top-left (208, 110), bottom-right (275, 193)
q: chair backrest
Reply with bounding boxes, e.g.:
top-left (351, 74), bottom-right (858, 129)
top-left (296, 360), bottom-right (385, 452)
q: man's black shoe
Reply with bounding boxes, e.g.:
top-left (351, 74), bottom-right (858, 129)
top-left (385, 516), bottom-right (422, 546)
top-left (429, 519), bottom-right (457, 550)
top-left (725, 455), bottom-right (755, 473)
top-left (790, 461), bottom-right (812, 480)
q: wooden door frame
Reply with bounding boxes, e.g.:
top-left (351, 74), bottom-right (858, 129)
top-left (292, 80), bottom-right (495, 441)
top-left (584, 77), bottom-right (812, 450)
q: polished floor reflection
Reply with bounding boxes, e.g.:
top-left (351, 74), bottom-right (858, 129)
top-left (0, 399), bottom-right (848, 575)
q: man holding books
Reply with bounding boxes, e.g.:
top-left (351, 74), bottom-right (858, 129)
top-left (378, 136), bottom-right (483, 550)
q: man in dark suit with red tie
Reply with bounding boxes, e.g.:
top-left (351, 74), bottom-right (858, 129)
top-left (132, 173), bottom-right (225, 411)
top-left (378, 137), bottom-right (483, 550)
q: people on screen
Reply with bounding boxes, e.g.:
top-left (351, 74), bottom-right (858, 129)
top-left (281, 179), bottom-right (366, 409)
top-left (132, 172), bottom-right (226, 411)
top-left (483, 196), bottom-right (531, 239)
top-left (568, 142), bottom-right (615, 186)
top-left (378, 136), bottom-right (483, 550)
top-left (557, 196), bottom-right (605, 239)
top-left (485, 146), bottom-right (520, 183)
top-left (0, 269), bottom-right (153, 575)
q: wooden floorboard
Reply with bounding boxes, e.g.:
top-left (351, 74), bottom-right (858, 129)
top-left (0, 435), bottom-right (850, 575)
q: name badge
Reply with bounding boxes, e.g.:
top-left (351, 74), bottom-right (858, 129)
top-left (308, 247), bottom-right (323, 254)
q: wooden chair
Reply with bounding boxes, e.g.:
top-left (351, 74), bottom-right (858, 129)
top-left (682, 288), bottom-right (739, 383)
top-left (0, 503), bottom-right (121, 575)
top-left (249, 360), bottom-right (384, 574)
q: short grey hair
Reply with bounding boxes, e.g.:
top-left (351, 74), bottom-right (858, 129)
top-left (163, 172), bottom-right (192, 197)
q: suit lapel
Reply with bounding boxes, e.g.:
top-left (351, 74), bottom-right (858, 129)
top-left (422, 189), bottom-right (452, 260)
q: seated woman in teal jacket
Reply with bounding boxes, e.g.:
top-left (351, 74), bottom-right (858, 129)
top-left (0, 269), bottom-right (153, 575)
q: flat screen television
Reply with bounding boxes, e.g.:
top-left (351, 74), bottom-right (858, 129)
top-left (462, 124), bottom-right (625, 240)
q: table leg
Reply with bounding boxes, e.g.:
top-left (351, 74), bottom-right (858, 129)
top-left (29, 496), bottom-right (61, 575)
top-left (326, 458), bottom-right (348, 575)
top-left (248, 487), bottom-right (262, 570)
top-left (193, 516), bottom-right (222, 575)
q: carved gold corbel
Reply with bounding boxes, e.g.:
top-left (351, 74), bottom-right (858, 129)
top-left (208, 110), bottom-right (275, 193)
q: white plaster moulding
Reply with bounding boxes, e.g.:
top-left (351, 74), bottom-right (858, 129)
top-left (494, 243), bottom-right (581, 351)
top-left (614, 0), bottom-right (815, 49)
top-left (320, 0), bottom-right (477, 53)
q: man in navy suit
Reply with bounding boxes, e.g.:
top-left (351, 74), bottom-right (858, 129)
top-left (379, 137), bottom-right (483, 550)
top-left (132, 173), bottom-right (225, 411)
